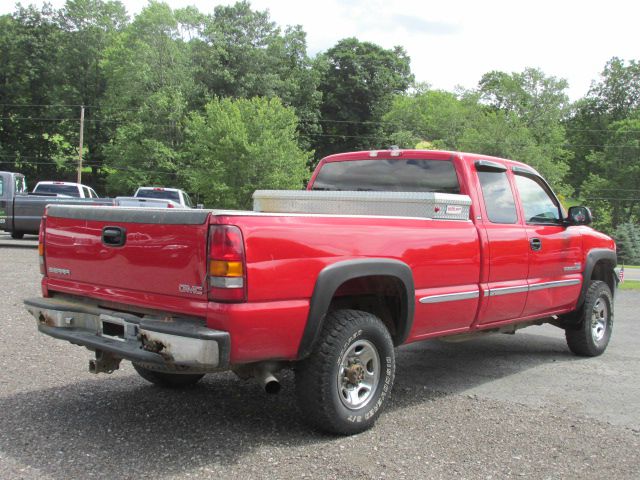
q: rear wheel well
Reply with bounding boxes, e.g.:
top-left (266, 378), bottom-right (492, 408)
top-left (327, 275), bottom-right (406, 344)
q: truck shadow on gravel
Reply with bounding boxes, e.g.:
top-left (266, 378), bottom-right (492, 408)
top-left (0, 242), bottom-right (38, 249)
top-left (0, 329), bottom-right (576, 478)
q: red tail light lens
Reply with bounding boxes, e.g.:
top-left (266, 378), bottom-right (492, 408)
top-left (208, 225), bottom-right (246, 302)
top-left (38, 216), bottom-right (46, 275)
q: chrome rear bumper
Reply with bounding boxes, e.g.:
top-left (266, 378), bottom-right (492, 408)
top-left (24, 296), bottom-right (230, 372)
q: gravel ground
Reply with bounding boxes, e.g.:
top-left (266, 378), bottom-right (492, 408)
top-left (1, 236), bottom-right (639, 479)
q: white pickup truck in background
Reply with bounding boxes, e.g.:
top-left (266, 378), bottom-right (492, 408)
top-left (33, 181), bottom-right (100, 198)
top-left (134, 187), bottom-right (194, 208)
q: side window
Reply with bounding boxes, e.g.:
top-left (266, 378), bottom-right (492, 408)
top-left (0, 178), bottom-right (3, 196)
top-left (514, 174), bottom-right (561, 224)
top-left (90, 188), bottom-right (98, 198)
top-left (477, 171), bottom-right (518, 224)
top-left (82, 186), bottom-right (90, 198)
top-left (183, 192), bottom-right (193, 208)
top-left (15, 177), bottom-right (26, 194)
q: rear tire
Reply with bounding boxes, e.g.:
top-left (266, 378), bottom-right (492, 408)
top-left (11, 231), bottom-right (24, 239)
top-left (565, 280), bottom-right (613, 357)
top-left (132, 363), bottom-right (204, 388)
top-left (295, 309), bottom-right (395, 435)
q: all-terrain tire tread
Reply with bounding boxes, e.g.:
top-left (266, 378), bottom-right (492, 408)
top-left (565, 280), bottom-right (613, 357)
top-left (295, 309), bottom-right (394, 435)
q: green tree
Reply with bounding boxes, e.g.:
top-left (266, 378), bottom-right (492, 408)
top-left (56, 0), bottom-right (128, 187)
top-left (315, 38), bottom-right (414, 159)
top-left (578, 117), bottom-right (640, 230)
top-left (567, 57), bottom-right (640, 196)
top-left (382, 80), bottom-right (572, 193)
top-left (182, 97), bottom-right (311, 209)
top-left (383, 89), bottom-right (476, 149)
top-left (613, 223), bottom-right (640, 264)
top-left (101, 1), bottom-right (195, 194)
top-left (191, 2), bottom-right (321, 149)
top-left (103, 89), bottom-right (188, 194)
top-left (0, 5), bottom-right (67, 182)
top-left (476, 68), bottom-right (572, 189)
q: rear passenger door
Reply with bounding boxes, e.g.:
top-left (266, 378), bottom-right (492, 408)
top-left (512, 168), bottom-right (582, 317)
top-left (474, 161), bottom-right (530, 324)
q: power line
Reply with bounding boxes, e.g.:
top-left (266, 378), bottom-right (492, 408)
top-left (2, 104), bottom-right (640, 132)
top-left (583, 198), bottom-right (640, 201)
top-left (0, 103), bottom-right (96, 108)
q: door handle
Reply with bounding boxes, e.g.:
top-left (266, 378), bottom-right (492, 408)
top-left (102, 226), bottom-right (126, 247)
top-left (530, 238), bottom-right (542, 251)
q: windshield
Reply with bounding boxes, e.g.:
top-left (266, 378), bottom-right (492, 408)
top-left (136, 189), bottom-right (180, 202)
top-left (34, 184), bottom-right (80, 197)
top-left (311, 159), bottom-right (460, 193)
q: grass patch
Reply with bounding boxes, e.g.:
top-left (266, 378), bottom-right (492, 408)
top-left (623, 265), bottom-right (640, 269)
top-left (620, 280), bottom-right (640, 291)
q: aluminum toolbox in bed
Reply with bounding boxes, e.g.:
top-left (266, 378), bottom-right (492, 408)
top-left (252, 190), bottom-right (472, 221)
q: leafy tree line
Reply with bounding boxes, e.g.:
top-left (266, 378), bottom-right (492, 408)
top-left (1, 1), bottom-right (639, 252)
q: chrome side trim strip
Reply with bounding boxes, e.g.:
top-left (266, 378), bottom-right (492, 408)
top-left (488, 285), bottom-right (529, 297)
top-left (419, 291), bottom-right (479, 304)
top-left (528, 279), bottom-right (581, 292)
top-left (420, 279), bottom-right (581, 304)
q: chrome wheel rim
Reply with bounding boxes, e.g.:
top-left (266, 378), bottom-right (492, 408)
top-left (591, 297), bottom-right (608, 343)
top-left (337, 339), bottom-right (380, 410)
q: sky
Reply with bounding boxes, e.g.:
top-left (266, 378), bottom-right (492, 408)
top-left (2, 0), bottom-right (638, 100)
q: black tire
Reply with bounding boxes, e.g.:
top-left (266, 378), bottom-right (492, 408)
top-left (295, 309), bottom-right (395, 435)
top-left (565, 280), bottom-right (613, 357)
top-left (132, 363), bottom-right (204, 388)
top-left (11, 231), bottom-right (24, 240)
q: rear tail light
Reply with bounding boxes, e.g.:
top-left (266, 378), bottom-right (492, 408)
top-left (208, 225), bottom-right (247, 302)
top-left (38, 216), bottom-right (46, 275)
top-left (167, 203), bottom-right (174, 208)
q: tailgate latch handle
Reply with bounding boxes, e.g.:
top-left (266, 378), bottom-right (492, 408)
top-left (102, 226), bottom-right (127, 247)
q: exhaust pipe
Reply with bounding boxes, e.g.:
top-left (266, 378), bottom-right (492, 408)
top-left (255, 368), bottom-right (281, 394)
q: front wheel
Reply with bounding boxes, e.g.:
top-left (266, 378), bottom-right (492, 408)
top-left (295, 309), bottom-right (395, 435)
top-left (565, 280), bottom-right (613, 357)
top-left (132, 363), bottom-right (205, 388)
top-left (11, 231), bottom-right (24, 240)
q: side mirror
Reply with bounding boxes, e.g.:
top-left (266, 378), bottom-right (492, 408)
top-left (196, 203), bottom-right (204, 209)
top-left (566, 206), bottom-right (592, 226)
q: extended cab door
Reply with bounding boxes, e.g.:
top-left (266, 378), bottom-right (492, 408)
top-left (474, 161), bottom-right (530, 324)
top-left (512, 168), bottom-right (582, 316)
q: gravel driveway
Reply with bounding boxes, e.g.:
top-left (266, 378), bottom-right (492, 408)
top-left (1, 236), bottom-right (638, 479)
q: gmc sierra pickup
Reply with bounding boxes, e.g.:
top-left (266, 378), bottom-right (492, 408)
top-left (24, 149), bottom-right (617, 434)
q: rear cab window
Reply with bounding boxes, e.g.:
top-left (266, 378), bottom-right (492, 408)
top-left (311, 158), bottom-right (460, 193)
top-left (35, 184), bottom-right (80, 197)
top-left (14, 176), bottom-right (27, 194)
top-left (136, 189), bottom-right (181, 202)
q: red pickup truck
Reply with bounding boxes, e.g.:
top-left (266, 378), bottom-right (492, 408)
top-left (24, 149), bottom-right (617, 434)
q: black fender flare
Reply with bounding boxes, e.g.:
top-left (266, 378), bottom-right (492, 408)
top-left (297, 258), bottom-right (415, 359)
top-left (578, 248), bottom-right (617, 308)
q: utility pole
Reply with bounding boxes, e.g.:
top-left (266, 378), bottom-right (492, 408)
top-left (77, 105), bottom-right (85, 183)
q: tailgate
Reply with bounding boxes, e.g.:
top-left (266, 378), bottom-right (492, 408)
top-left (44, 205), bottom-right (211, 299)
